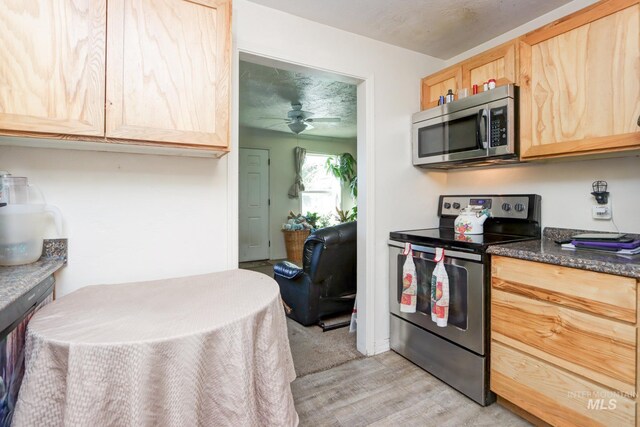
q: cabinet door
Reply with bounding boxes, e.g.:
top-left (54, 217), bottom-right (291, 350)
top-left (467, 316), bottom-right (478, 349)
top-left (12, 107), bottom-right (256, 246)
top-left (461, 40), bottom-right (518, 90)
top-left (106, 0), bottom-right (230, 148)
top-left (420, 66), bottom-right (462, 110)
top-left (519, 0), bottom-right (640, 159)
top-left (0, 1), bottom-right (106, 136)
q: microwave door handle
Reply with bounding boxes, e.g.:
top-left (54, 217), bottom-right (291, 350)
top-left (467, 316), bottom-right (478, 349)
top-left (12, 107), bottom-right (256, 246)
top-left (476, 108), bottom-right (489, 149)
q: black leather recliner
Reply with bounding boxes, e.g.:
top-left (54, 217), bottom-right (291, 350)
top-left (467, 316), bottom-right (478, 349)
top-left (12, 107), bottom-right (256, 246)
top-left (274, 221), bottom-right (357, 326)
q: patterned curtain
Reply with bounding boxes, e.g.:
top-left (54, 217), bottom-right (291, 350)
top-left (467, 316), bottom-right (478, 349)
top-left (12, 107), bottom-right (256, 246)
top-left (288, 146), bottom-right (306, 198)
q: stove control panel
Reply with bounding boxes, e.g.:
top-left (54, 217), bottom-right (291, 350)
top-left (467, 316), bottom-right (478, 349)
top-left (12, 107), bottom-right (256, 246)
top-left (440, 195), bottom-right (532, 220)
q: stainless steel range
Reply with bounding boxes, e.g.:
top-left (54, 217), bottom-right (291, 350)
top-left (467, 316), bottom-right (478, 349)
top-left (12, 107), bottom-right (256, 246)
top-left (388, 194), bottom-right (541, 406)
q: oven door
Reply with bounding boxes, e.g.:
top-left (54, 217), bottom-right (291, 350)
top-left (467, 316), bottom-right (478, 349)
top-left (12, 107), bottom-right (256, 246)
top-left (412, 104), bottom-right (489, 166)
top-left (388, 240), bottom-right (485, 355)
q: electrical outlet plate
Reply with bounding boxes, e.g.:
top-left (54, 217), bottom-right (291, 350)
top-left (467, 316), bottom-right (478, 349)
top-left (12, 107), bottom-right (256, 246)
top-left (592, 204), bottom-right (612, 220)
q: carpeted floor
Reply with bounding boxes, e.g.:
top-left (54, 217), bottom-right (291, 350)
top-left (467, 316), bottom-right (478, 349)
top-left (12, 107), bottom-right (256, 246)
top-left (286, 315), bottom-right (363, 377)
top-left (239, 260), bottom-right (363, 377)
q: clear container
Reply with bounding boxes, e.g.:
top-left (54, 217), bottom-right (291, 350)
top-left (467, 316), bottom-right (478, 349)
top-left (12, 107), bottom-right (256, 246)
top-left (0, 173), bottom-right (62, 266)
top-left (0, 172), bottom-right (41, 205)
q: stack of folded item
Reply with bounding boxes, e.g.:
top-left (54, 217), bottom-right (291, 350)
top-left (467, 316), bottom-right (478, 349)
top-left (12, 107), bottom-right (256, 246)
top-left (561, 233), bottom-right (640, 256)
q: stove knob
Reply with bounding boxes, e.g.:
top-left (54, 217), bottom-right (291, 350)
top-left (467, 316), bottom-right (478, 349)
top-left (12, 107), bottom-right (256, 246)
top-left (514, 203), bottom-right (525, 212)
top-left (444, 202), bottom-right (451, 209)
top-left (502, 203), bottom-right (512, 212)
top-left (452, 202), bottom-right (461, 209)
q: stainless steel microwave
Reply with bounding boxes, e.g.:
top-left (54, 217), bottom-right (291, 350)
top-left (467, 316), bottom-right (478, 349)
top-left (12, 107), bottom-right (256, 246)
top-left (412, 84), bottom-right (518, 169)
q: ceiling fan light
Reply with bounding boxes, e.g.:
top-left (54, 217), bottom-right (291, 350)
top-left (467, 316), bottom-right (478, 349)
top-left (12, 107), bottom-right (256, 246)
top-left (288, 121), bottom-right (307, 134)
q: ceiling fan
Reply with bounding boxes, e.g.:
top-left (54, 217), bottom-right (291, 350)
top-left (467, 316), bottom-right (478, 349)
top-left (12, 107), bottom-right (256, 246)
top-left (267, 103), bottom-right (341, 134)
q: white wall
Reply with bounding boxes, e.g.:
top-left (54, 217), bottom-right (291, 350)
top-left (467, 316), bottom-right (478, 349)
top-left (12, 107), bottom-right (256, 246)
top-left (239, 126), bottom-right (357, 260)
top-left (446, 158), bottom-right (640, 233)
top-left (233, 0), bottom-right (447, 354)
top-left (0, 143), bottom-right (231, 296)
top-left (440, 0), bottom-right (640, 233)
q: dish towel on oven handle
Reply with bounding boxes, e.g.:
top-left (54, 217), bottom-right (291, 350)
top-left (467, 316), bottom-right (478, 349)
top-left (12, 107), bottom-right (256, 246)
top-left (431, 248), bottom-right (450, 327)
top-left (400, 243), bottom-right (417, 313)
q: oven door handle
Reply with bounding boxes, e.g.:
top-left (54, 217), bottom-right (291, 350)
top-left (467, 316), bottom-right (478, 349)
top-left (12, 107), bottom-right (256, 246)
top-left (388, 240), bottom-right (482, 262)
top-left (476, 108), bottom-right (489, 150)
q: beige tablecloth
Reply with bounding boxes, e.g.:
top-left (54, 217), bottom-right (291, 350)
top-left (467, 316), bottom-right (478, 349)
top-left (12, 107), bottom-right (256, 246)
top-left (13, 270), bottom-right (298, 427)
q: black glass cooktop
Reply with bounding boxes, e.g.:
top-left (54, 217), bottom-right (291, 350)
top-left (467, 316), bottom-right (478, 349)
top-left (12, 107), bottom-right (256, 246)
top-left (389, 228), bottom-right (538, 252)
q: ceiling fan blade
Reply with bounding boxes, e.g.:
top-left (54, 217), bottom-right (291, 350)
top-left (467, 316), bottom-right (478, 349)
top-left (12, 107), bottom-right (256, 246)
top-left (305, 123), bottom-right (315, 131)
top-left (257, 117), bottom-right (288, 121)
top-left (306, 117), bottom-right (341, 123)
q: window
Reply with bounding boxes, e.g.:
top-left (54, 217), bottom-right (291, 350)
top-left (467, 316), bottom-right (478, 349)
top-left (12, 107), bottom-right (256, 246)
top-left (300, 153), bottom-right (341, 223)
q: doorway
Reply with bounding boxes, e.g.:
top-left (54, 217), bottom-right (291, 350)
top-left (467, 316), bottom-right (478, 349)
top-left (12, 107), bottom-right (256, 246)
top-left (231, 50), bottom-right (372, 356)
top-left (236, 56), bottom-right (363, 373)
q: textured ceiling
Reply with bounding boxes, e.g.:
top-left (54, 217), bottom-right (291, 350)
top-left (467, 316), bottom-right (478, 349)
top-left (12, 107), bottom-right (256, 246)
top-left (239, 60), bottom-right (358, 139)
top-left (247, 0), bottom-right (572, 59)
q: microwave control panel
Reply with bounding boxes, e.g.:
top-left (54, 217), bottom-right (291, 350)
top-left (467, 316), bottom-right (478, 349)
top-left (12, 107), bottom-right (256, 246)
top-left (489, 107), bottom-right (508, 147)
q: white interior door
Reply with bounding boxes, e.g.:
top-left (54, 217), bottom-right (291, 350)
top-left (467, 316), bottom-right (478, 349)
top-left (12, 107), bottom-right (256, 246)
top-left (239, 148), bottom-right (270, 262)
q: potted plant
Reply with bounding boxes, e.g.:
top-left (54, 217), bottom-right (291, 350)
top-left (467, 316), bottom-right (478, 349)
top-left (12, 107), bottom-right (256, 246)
top-left (325, 153), bottom-right (357, 200)
top-left (326, 153), bottom-right (357, 223)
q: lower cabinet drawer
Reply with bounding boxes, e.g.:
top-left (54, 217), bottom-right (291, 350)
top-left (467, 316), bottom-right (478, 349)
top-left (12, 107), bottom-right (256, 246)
top-left (491, 341), bottom-right (635, 427)
top-left (492, 288), bottom-right (636, 394)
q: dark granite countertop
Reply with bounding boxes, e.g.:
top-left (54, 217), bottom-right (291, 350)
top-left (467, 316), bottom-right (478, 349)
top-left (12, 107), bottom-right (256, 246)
top-left (487, 228), bottom-right (640, 279)
top-left (0, 239), bottom-right (68, 313)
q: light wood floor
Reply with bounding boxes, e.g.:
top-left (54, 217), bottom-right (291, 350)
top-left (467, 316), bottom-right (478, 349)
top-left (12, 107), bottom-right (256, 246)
top-left (292, 350), bottom-right (531, 427)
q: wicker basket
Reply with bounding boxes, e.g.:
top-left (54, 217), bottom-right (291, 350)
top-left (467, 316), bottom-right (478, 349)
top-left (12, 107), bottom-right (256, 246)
top-left (282, 229), bottom-right (310, 266)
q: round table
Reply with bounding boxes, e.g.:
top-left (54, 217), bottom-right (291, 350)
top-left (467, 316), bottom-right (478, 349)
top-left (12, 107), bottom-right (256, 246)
top-left (13, 270), bottom-right (298, 427)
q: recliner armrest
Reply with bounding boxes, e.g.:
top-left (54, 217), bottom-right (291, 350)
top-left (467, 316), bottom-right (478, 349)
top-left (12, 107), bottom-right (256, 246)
top-left (274, 261), bottom-right (304, 280)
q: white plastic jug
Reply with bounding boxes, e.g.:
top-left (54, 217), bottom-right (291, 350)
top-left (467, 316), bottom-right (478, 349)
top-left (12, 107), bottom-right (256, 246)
top-left (0, 172), bottom-right (62, 266)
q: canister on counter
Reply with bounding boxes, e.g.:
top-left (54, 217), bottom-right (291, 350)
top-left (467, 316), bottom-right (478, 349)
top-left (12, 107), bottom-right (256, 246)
top-left (483, 82), bottom-right (488, 92)
top-left (445, 89), bottom-right (454, 103)
top-left (472, 84), bottom-right (478, 95)
top-left (488, 79), bottom-right (496, 90)
top-left (438, 96), bottom-right (445, 105)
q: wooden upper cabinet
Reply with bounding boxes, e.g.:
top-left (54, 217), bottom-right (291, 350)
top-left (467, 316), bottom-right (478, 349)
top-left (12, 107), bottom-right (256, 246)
top-left (461, 40), bottom-right (518, 90)
top-left (519, 0), bottom-right (640, 159)
top-left (420, 41), bottom-right (518, 111)
top-left (0, 0), bottom-right (106, 136)
top-left (420, 66), bottom-right (462, 110)
top-left (105, 0), bottom-right (230, 148)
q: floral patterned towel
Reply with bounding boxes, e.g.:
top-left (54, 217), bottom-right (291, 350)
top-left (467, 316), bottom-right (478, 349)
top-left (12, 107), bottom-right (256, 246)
top-left (431, 248), bottom-right (450, 327)
top-left (400, 243), bottom-right (417, 313)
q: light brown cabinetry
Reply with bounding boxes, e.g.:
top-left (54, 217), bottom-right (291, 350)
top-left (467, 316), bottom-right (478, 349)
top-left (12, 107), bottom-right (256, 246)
top-left (0, 0), bottom-right (231, 154)
top-left (0, 0), bottom-right (106, 136)
top-left (491, 256), bottom-right (639, 427)
top-left (420, 40), bottom-right (518, 110)
top-left (461, 40), bottom-right (518, 93)
top-left (420, 66), bottom-right (462, 110)
top-left (519, 0), bottom-right (640, 159)
top-left (106, 0), bottom-right (230, 148)
top-left (419, 0), bottom-right (640, 161)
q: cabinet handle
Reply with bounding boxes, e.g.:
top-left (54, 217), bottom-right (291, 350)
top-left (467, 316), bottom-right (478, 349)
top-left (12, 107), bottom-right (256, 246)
top-left (637, 114), bottom-right (640, 127)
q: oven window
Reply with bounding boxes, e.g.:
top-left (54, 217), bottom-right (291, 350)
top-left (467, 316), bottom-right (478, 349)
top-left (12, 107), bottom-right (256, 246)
top-left (418, 114), bottom-right (479, 157)
top-left (397, 254), bottom-right (468, 330)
